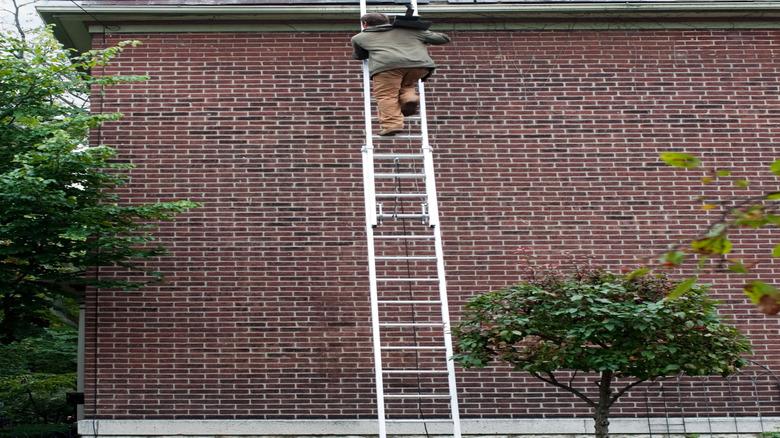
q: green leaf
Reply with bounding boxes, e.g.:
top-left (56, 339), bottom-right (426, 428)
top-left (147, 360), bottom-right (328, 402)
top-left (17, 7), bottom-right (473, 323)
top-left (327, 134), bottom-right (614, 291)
top-left (59, 228), bottom-right (90, 242)
top-left (660, 152), bottom-right (701, 169)
top-left (668, 277), bottom-right (698, 299)
top-left (692, 235), bottom-right (732, 255)
top-left (734, 206), bottom-right (768, 228)
top-left (728, 260), bottom-right (749, 274)
top-left (773, 244), bottom-right (780, 258)
top-left (744, 281), bottom-right (778, 304)
top-left (626, 267), bottom-right (649, 280)
top-left (716, 169), bottom-right (732, 177)
top-left (662, 364), bottom-right (680, 373)
top-left (660, 250), bottom-right (686, 266)
top-left (771, 159), bottom-right (780, 176)
top-left (767, 192), bottom-right (780, 201)
top-left (734, 179), bottom-right (750, 188)
top-left (706, 223), bottom-right (727, 238)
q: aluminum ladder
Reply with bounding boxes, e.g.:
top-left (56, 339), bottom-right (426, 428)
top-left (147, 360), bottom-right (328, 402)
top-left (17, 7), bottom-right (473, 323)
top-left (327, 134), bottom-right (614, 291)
top-left (358, 1), bottom-right (462, 437)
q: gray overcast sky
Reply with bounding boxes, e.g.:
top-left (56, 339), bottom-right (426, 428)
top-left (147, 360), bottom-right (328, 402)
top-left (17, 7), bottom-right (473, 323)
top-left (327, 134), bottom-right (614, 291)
top-left (1, 0), bottom-right (45, 34)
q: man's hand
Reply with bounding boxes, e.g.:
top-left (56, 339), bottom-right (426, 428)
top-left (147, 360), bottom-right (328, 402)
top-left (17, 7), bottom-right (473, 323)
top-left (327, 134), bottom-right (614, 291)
top-left (352, 44), bottom-right (369, 60)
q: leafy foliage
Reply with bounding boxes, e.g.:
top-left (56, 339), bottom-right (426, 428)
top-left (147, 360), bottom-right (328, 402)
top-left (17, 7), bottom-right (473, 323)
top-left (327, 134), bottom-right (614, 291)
top-left (0, 423), bottom-right (70, 438)
top-left (0, 28), bottom-right (198, 343)
top-left (0, 328), bottom-right (77, 378)
top-left (454, 269), bottom-right (749, 377)
top-left (454, 267), bottom-right (750, 437)
top-left (658, 151), bottom-right (780, 314)
top-left (0, 328), bottom-right (76, 426)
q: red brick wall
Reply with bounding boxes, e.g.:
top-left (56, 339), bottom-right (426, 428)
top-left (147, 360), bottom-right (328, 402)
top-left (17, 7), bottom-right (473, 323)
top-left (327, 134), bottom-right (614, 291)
top-left (87, 29), bottom-right (780, 419)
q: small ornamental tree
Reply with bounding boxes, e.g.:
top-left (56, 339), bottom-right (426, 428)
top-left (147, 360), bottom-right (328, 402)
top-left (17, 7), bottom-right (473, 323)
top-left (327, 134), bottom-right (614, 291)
top-left (453, 268), bottom-right (750, 438)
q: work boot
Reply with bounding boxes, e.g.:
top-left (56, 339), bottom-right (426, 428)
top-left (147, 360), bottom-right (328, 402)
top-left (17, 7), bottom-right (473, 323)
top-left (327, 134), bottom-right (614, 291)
top-left (379, 127), bottom-right (403, 136)
top-left (400, 99), bottom-right (419, 117)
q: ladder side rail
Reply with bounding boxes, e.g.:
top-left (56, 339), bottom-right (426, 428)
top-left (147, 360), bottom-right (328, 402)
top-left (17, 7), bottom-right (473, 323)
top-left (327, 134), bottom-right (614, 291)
top-left (418, 82), bottom-right (439, 228)
top-left (433, 223), bottom-right (462, 437)
top-left (422, 78), bottom-right (462, 432)
top-left (365, 224), bottom-right (387, 438)
top-left (359, 4), bottom-right (384, 437)
top-left (415, 0), bottom-right (441, 229)
top-left (361, 59), bottom-right (377, 227)
top-left (415, 10), bottom-right (462, 429)
top-left (362, 148), bottom-right (377, 226)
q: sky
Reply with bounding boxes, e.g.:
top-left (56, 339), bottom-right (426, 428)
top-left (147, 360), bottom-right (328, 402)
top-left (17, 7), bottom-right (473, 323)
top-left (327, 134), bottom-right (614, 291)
top-left (1, 0), bottom-right (44, 35)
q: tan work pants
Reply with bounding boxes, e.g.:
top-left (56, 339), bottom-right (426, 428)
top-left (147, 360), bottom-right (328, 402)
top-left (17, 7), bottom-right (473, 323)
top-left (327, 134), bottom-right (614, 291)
top-left (372, 68), bottom-right (429, 130)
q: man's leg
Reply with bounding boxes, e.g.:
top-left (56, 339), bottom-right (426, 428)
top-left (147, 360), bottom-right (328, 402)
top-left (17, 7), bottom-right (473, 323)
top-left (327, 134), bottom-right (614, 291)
top-left (372, 69), bottom-right (404, 135)
top-left (399, 68), bottom-right (430, 116)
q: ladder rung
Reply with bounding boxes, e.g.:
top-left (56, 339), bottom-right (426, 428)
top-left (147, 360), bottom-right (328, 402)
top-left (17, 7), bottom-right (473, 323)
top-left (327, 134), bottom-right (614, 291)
top-left (373, 153), bottom-right (424, 160)
top-left (383, 369), bottom-right (449, 375)
top-left (375, 256), bottom-right (436, 260)
top-left (381, 345), bottom-right (447, 351)
top-left (378, 300), bottom-right (441, 305)
top-left (377, 214), bottom-right (428, 219)
top-left (374, 173), bottom-right (424, 179)
top-left (373, 134), bottom-right (423, 140)
top-left (373, 116), bottom-right (421, 121)
top-left (384, 393), bottom-right (452, 399)
top-left (386, 419), bottom-right (454, 423)
top-left (373, 235), bottom-right (434, 240)
top-left (379, 322), bottom-right (442, 327)
top-left (377, 277), bottom-right (438, 282)
top-left (374, 193), bottom-right (427, 198)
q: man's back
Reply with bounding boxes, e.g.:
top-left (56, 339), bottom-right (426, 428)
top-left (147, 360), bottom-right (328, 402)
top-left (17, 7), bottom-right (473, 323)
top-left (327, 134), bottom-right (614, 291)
top-left (351, 24), bottom-right (450, 78)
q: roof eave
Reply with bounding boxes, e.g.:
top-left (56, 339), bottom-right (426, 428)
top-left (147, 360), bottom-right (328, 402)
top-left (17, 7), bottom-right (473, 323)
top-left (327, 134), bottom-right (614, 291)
top-left (37, 1), bottom-right (780, 52)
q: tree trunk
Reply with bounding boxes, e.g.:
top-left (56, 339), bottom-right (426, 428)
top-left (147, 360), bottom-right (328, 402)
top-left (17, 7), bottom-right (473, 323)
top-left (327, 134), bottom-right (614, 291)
top-left (594, 370), bottom-right (613, 438)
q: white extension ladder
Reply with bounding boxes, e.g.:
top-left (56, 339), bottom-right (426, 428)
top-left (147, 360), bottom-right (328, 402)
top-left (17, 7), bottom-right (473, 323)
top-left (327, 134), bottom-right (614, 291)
top-left (358, 1), bottom-right (462, 437)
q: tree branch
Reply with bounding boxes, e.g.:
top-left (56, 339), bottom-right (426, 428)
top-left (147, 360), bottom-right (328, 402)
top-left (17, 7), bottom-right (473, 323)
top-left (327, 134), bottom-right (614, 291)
top-left (25, 384), bottom-right (47, 423)
top-left (530, 371), bottom-right (596, 408)
top-left (1, 82), bottom-right (42, 122)
top-left (11, 0), bottom-right (27, 44)
top-left (567, 370), bottom-right (578, 388)
top-left (608, 378), bottom-right (646, 407)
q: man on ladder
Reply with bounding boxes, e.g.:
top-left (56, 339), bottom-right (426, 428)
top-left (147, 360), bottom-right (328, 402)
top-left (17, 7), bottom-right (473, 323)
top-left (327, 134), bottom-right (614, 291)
top-left (351, 11), bottom-right (450, 136)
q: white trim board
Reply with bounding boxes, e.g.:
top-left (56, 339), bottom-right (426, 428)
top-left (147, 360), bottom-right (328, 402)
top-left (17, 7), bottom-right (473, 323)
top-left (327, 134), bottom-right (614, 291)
top-left (79, 417), bottom-right (780, 436)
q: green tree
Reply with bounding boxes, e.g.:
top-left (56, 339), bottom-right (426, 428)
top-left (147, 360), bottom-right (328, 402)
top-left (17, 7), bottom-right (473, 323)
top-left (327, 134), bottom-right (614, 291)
top-left (0, 328), bottom-right (77, 426)
top-left (658, 152), bottom-right (780, 314)
top-left (0, 27), bottom-right (197, 343)
top-left (453, 268), bottom-right (750, 438)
